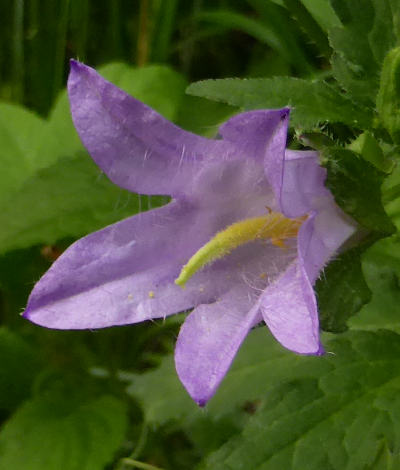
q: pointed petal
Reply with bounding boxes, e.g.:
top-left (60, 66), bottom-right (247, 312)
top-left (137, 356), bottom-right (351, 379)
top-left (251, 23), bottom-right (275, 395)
top-left (260, 218), bottom-right (322, 355)
top-left (219, 108), bottom-right (290, 206)
top-left (68, 60), bottom-right (232, 197)
top-left (260, 208), bottom-right (356, 354)
top-left (218, 108), bottom-right (290, 160)
top-left (23, 201), bottom-right (220, 329)
top-left (175, 288), bottom-right (262, 406)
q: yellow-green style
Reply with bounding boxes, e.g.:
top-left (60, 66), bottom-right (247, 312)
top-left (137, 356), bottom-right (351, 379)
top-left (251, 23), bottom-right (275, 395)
top-left (175, 211), bottom-right (305, 287)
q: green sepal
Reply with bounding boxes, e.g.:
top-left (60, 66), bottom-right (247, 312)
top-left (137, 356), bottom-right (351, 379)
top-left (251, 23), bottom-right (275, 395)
top-left (347, 131), bottom-right (394, 172)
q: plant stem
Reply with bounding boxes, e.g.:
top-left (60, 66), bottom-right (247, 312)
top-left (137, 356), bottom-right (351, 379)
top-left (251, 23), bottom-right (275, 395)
top-left (120, 458), bottom-right (165, 470)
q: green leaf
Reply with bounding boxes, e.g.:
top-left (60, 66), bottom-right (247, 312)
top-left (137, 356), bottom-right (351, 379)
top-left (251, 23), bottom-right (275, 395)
top-left (376, 47), bottom-right (400, 144)
top-left (0, 155), bottom-right (159, 254)
top-left (329, 0), bottom-right (398, 106)
top-left (261, 0), bottom-right (341, 32)
top-left (199, 329), bottom-right (400, 470)
top-left (197, 9), bottom-right (312, 74)
top-left (383, 163), bottom-right (400, 232)
top-left (187, 77), bottom-right (371, 129)
top-left (0, 328), bottom-right (40, 411)
top-left (347, 131), bottom-right (393, 172)
top-left (128, 326), bottom-right (400, 469)
top-left (316, 244), bottom-right (372, 332)
top-left (349, 236), bottom-right (400, 333)
top-left (323, 147), bottom-right (395, 233)
top-left (126, 328), bottom-right (331, 425)
top-left (299, 0), bottom-right (341, 31)
top-left (0, 391), bottom-right (127, 470)
top-left (176, 95), bottom-right (236, 137)
top-left (0, 104), bottom-right (60, 201)
top-left (282, 0), bottom-right (332, 57)
top-left (242, 1), bottom-right (315, 73)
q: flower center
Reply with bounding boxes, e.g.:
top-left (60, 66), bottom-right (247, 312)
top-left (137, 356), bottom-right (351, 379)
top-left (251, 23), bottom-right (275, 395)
top-left (175, 210), bottom-right (305, 288)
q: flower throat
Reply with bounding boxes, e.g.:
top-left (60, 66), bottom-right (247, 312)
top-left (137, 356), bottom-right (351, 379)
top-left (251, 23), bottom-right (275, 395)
top-left (175, 211), bottom-right (305, 288)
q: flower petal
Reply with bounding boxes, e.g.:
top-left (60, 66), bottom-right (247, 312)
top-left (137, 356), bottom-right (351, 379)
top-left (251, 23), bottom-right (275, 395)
top-left (280, 150), bottom-right (331, 218)
top-left (218, 108), bottom-right (290, 159)
top-left (175, 288), bottom-right (262, 406)
top-left (259, 217), bottom-right (322, 355)
top-left (23, 152), bottom-right (279, 330)
top-left (260, 206), bottom-right (356, 354)
top-left (23, 201), bottom-right (223, 329)
top-left (68, 60), bottom-right (233, 197)
top-left (219, 108), bottom-right (290, 202)
top-left (302, 205), bottom-right (357, 283)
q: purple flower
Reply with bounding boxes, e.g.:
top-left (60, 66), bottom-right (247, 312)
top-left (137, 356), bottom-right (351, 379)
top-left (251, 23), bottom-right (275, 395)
top-left (24, 61), bottom-right (356, 405)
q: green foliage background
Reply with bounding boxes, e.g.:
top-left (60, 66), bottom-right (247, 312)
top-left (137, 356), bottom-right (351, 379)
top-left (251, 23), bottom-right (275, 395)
top-left (2, 1), bottom-right (400, 469)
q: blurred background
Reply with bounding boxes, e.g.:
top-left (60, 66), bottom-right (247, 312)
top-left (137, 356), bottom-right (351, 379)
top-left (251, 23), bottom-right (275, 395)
top-left (0, 0), bottom-right (334, 114)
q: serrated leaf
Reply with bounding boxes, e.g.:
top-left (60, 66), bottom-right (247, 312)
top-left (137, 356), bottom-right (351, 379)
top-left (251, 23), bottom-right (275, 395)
top-left (349, 236), bottom-right (400, 332)
top-left (199, 329), bottom-right (400, 470)
top-left (128, 326), bottom-right (400, 469)
top-left (0, 391), bottom-right (127, 470)
top-left (323, 147), bottom-right (395, 233)
top-left (187, 77), bottom-right (371, 129)
top-left (0, 328), bottom-right (40, 411)
top-left (316, 244), bottom-right (372, 332)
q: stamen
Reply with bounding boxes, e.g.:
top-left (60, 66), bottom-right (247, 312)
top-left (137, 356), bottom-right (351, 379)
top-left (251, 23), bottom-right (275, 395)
top-left (175, 211), bottom-right (305, 288)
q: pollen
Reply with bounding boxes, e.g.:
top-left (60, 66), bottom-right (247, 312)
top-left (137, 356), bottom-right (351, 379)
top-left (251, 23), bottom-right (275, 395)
top-left (148, 291), bottom-right (155, 298)
top-left (175, 211), bottom-right (306, 288)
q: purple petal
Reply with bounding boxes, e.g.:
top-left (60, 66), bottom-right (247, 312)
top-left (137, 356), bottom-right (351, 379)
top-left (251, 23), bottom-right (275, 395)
top-left (175, 287), bottom-right (262, 406)
top-left (260, 206), bottom-right (356, 354)
top-left (24, 153), bottom-right (280, 330)
top-left (219, 108), bottom-right (290, 202)
top-left (259, 216), bottom-right (322, 354)
top-left (219, 108), bottom-right (290, 160)
top-left (175, 230), bottom-right (299, 405)
top-left (24, 201), bottom-right (220, 328)
top-left (280, 150), bottom-right (331, 218)
top-left (68, 60), bottom-right (233, 197)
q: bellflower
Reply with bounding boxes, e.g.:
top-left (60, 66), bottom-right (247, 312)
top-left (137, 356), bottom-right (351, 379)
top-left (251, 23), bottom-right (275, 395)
top-left (24, 61), bottom-right (356, 405)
